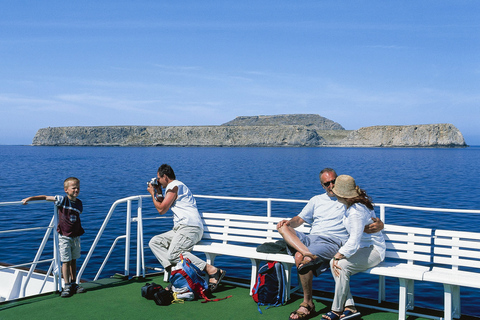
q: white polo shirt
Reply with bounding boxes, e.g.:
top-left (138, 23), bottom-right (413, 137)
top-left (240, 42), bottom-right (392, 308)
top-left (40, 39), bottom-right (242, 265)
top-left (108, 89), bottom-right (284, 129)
top-left (298, 193), bottom-right (349, 244)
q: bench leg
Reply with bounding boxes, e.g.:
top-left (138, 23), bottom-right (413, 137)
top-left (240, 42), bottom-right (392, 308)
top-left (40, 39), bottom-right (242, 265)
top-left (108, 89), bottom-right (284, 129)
top-left (163, 270), bottom-right (170, 282)
top-left (398, 278), bottom-right (414, 320)
top-left (280, 262), bottom-right (293, 301)
top-left (249, 259), bottom-right (261, 296)
top-left (378, 275), bottom-right (385, 303)
top-left (406, 279), bottom-right (414, 311)
top-left (204, 253), bottom-right (218, 283)
top-left (444, 284), bottom-right (461, 320)
top-left (204, 253), bottom-right (217, 266)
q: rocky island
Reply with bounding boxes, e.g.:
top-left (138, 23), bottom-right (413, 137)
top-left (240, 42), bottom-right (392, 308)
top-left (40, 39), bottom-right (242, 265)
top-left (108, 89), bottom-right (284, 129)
top-left (32, 114), bottom-right (467, 148)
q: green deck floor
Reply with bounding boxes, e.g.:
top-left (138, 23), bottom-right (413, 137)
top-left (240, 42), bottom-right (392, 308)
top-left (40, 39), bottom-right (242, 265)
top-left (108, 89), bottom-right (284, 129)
top-left (0, 274), bottom-right (477, 320)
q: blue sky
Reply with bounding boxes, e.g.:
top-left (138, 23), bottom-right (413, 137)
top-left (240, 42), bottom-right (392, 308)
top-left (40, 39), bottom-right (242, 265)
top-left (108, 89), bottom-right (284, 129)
top-left (1, 1), bottom-right (479, 145)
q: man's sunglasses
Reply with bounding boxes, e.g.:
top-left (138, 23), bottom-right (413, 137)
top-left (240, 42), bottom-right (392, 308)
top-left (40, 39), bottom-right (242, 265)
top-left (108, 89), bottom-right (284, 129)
top-left (322, 179), bottom-right (336, 187)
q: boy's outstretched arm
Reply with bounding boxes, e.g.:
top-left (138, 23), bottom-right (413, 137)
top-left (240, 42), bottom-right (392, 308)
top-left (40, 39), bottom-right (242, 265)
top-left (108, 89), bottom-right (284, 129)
top-left (22, 195), bottom-right (55, 204)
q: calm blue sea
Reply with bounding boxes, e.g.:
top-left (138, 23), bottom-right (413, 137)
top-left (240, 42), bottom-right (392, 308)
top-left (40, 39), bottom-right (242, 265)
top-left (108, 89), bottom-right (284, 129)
top-left (1, 145), bottom-right (479, 316)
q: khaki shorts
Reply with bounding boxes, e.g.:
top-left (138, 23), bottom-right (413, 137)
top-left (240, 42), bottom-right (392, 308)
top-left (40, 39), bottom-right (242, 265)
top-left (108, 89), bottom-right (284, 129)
top-left (58, 235), bottom-right (81, 262)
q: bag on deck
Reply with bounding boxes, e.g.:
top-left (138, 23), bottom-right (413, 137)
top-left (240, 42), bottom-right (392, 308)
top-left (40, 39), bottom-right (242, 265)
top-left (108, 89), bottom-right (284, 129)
top-left (141, 282), bottom-right (164, 300)
top-left (170, 255), bottom-right (232, 303)
top-left (153, 288), bottom-right (175, 306)
top-left (170, 255), bottom-right (209, 300)
top-left (251, 261), bottom-right (287, 312)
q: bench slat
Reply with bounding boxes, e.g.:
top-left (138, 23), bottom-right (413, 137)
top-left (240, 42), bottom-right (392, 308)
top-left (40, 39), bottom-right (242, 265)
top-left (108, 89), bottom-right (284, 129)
top-left (384, 233), bottom-right (432, 244)
top-left (204, 226), bottom-right (283, 238)
top-left (423, 267), bottom-right (480, 289)
top-left (433, 246), bottom-right (480, 259)
top-left (383, 224), bottom-right (433, 235)
top-left (203, 219), bottom-right (277, 230)
top-left (202, 212), bottom-right (284, 222)
top-left (433, 256), bottom-right (480, 269)
top-left (386, 242), bottom-right (432, 254)
top-left (434, 238), bottom-right (480, 250)
top-left (434, 229), bottom-right (480, 240)
top-left (202, 233), bottom-right (275, 244)
top-left (384, 251), bottom-right (432, 263)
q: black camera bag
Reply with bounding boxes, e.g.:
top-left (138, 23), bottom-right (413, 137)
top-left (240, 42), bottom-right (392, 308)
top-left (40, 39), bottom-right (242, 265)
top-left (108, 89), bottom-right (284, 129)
top-left (141, 282), bottom-right (163, 300)
top-left (153, 288), bottom-right (174, 306)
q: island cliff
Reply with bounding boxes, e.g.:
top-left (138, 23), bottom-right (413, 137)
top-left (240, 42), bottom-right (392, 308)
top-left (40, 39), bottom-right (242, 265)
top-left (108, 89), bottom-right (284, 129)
top-left (32, 114), bottom-right (467, 148)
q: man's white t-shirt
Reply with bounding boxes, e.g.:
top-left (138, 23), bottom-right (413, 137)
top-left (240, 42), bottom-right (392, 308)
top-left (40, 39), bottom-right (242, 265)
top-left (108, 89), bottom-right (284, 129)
top-left (166, 180), bottom-right (204, 230)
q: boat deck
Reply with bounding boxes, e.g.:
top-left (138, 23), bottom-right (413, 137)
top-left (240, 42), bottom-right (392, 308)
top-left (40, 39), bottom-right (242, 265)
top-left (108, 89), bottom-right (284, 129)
top-left (2, 273), bottom-right (478, 320)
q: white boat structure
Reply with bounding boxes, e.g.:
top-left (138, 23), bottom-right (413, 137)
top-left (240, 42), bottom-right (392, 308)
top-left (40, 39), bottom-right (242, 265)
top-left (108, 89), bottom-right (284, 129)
top-left (0, 201), bottom-right (61, 302)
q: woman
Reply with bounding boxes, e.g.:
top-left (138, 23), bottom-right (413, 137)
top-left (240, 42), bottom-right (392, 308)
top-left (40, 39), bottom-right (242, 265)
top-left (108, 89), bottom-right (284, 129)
top-left (322, 175), bottom-right (386, 320)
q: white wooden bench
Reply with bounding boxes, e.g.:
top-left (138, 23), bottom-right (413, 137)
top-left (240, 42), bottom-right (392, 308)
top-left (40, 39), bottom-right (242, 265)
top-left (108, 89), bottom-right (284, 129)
top-left (423, 229), bottom-right (480, 320)
top-left (192, 212), bottom-right (311, 300)
top-left (191, 213), bottom-right (436, 319)
top-left (362, 224), bottom-right (433, 320)
top-left (186, 212), bottom-right (479, 320)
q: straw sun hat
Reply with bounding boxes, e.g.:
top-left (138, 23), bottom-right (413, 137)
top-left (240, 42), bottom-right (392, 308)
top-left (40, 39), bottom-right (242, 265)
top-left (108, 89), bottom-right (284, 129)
top-left (332, 175), bottom-right (360, 198)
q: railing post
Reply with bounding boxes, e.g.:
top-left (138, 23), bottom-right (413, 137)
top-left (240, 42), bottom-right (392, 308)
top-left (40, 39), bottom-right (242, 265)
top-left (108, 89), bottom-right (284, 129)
top-left (267, 199), bottom-right (272, 217)
top-left (53, 205), bottom-right (61, 291)
top-left (136, 197), bottom-right (145, 278)
top-left (125, 200), bottom-right (132, 277)
top-left (379, 204), bottom-right (386, 223)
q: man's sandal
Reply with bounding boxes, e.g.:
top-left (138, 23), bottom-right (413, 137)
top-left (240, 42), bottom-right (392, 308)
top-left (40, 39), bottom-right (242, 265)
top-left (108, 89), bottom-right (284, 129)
top-left (297, 254), bottom-right (323, 275)
top-left (208, 269), bottom-right (226, 292)
top-left (289, 302), bottom-right (315, 320)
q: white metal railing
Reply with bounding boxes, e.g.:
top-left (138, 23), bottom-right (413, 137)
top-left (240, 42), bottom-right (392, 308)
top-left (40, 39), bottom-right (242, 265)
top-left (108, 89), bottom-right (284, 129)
top-left (76, 194), bottom-right (480, 284)
top-left (7, 195), bottom-right (480, 287)
top-left (78, 195), bottom-right (150, 281)
top-left (0, 200), bottom-right (62, 300)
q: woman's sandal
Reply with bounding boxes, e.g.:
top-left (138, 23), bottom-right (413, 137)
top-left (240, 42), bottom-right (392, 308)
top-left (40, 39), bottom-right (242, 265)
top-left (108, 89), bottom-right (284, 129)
top-left (289, 302), bottom-right (315, 320)
top-left (208, 268), bottom-right (226, 292)
top-left (341, 308), bottom-right (361, 319)
top-left (297, 254), bottom-right (323, 275)
top-left (322, 310), bottom-right (341, 320)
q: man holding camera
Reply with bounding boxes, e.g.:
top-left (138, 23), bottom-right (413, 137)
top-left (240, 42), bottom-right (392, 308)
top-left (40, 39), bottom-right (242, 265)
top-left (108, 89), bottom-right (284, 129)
top-left (148, 164), bottom-right (225, 292)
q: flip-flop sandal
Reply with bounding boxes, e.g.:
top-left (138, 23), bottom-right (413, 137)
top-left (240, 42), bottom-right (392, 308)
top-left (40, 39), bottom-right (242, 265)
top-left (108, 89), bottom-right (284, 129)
top-left (297, 255), bottom-right (324, 275)
top-left (289, 302), bottom-right (315, 320)
top-left (341, 309), bottom-right (361, 319)
top-left (322, 311), bottom-right (340, 320)
top-left (208, 269), bottom-right (226, 292)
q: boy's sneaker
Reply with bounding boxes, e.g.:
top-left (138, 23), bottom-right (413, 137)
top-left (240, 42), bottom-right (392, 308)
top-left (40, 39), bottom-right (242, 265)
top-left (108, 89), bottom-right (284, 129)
top-left (71, 282), bottom-right (87, 294)
top-left (61, 285), bottom-right (73, 298)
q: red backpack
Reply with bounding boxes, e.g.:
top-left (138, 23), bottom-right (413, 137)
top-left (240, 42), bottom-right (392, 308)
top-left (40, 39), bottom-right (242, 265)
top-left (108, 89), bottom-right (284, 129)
top-left (170, 255), bottom-right (231, 303)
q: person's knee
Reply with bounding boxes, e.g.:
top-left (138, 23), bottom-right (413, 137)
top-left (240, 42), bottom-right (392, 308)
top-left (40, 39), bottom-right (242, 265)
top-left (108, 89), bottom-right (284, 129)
top-left (148, 237), bottom-right (155, 247)
top-left (149, 235), bottom-right (166, 248)
top-left (277, 224), bottom-right (290, 236)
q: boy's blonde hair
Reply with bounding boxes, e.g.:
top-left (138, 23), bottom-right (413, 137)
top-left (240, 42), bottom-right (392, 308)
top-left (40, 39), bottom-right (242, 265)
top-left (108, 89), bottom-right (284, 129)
top-left (64, 177), bottom-right (80, 189)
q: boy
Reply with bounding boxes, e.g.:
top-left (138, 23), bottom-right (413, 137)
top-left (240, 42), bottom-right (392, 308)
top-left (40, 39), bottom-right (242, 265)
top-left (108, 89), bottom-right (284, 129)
top-left (22, 177), bottom-right (86, 297)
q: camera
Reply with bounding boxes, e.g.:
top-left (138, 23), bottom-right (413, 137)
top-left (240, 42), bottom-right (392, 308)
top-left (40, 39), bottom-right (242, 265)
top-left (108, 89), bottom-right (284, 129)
top-left (148, 177), bottom-right (159, 187)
